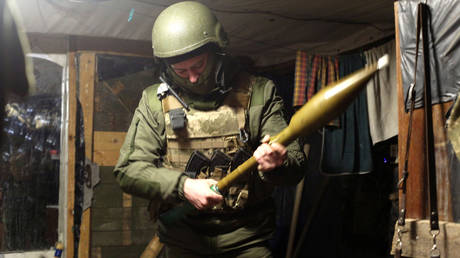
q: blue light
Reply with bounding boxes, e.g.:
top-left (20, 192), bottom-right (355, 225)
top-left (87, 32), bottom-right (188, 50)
top-left (128, 8), bottom-right (135, 22)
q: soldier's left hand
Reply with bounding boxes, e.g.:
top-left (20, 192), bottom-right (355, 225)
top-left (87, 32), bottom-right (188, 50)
top-left (253, 135), bottom-right (287, 172)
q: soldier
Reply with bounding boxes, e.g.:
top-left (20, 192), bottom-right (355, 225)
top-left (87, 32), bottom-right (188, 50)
top-left (114, 1), bottom-right (306, 257)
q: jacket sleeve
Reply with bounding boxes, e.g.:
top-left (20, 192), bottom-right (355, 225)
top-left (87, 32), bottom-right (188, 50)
top-left (249, 78), bottom-right (306, 186)
top-left (113, 88), bottom-right (187, 204)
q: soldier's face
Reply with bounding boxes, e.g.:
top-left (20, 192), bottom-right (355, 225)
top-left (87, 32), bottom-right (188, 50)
top-left (171, 52), bottom-right (209, 83)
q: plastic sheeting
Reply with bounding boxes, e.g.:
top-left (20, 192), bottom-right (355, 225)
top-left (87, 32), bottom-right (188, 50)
top-left (0, 54), bottom-right (64, 251)
top-left (0, 96), bottom-right (61, 251)
top-left (15, 0), bottom-right (395, 66)
top-left (398, 0), bottom-right (460, 110)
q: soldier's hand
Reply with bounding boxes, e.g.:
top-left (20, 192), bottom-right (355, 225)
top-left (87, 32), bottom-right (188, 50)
top-left (253, 135), bottom-right (287, 172)
top-left (183, 178), bottom-right (223, 210)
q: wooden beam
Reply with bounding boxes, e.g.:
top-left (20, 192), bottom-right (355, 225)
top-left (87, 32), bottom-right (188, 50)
top-left (78, 52), bottom-right (96, 258)
top-left (67, 52), bottom-right (77, 258)
top-left (79, 53), bottom-right (96, 160)
top-left (28, 33), bottom-right (153, 56)
top-left (140, 235), bottom-right (164, 258)
top-left (395, 0), bottom-right (425, 220)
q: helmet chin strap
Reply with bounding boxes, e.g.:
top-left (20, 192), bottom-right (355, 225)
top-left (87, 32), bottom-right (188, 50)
top-left (159, 50), bottom-right (241, 100)
top-left (214, 53), bottom-right (232, 95)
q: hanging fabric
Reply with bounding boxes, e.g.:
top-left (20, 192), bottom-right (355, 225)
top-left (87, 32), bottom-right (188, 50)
top-left (293, 51), bottom-right (339, 126)
top-left (320, 54), bottom-right (373, 175)
top-left (364, 40), bottom-right (398, 145)
top-left (293, 50), bottom-right (310, 107)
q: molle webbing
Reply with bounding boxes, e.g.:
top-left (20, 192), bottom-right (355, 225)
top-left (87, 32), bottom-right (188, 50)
top-left (165, 136), bottom-right (240, 170)
top-left (162, 73), bottom-right (253, 170)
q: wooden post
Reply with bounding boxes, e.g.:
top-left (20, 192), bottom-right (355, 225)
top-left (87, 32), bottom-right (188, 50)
top-left (67, 52), bottom-right (77, 258)
top-left (140, 235), bottom-right (164, 258)
top-left (395, 0), bottom-right (453, 223)
top-left (78, 52), bottom-right (96, 258)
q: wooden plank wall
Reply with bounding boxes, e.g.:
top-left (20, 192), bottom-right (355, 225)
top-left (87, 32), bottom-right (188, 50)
top-left (71, 52), bottom-right (157, 258)
top-left (91, 165), bottom-right (154, 257)
top-left (93, 132), bottom-right (126, 166)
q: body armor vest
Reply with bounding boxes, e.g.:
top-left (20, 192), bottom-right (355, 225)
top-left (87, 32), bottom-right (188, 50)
top-left (161, 73), bottom-right (254, 210)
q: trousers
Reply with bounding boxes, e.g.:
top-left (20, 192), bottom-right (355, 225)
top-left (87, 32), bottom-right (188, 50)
top-left (163, 242), bottom-right (273, 258)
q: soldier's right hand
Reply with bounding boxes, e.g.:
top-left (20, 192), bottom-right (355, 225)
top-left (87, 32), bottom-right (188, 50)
top-left (183, 178), bottom-right (223, 210)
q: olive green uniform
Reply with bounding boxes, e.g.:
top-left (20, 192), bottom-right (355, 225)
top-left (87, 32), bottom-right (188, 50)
top-left (113, 71), bottom-right (306, 256)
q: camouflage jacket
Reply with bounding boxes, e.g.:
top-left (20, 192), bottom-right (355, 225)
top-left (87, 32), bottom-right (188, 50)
top-left (113, 72), bottom-right (306, 244)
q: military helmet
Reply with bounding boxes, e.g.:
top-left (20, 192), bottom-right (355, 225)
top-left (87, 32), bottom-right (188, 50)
top-left (152, 1), bottom-right (228, 58)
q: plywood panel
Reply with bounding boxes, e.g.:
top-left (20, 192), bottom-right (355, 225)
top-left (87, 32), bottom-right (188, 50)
top-left (94, 131), bottom-right (126, 150)
top-left (91, 230), bottom-right (155, 247)
top-left (91, 208), bottom-right (154, 232)
top-left (93, 131), bottom-right (126, 166)
top-left (98, 166), bottom-right (119, 184)
top-left (94, 150), bottom-right (123, 167)
top-left (88, 53), bottom-right (157, 258)
top-left (92, 184), bottom-right (123, 208)
top-left (93, 54), bottom-right (157, 132)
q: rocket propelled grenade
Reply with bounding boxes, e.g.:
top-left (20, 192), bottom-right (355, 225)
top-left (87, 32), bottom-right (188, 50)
top-left (161, 55), bottom-right (389, 225)
top-left (216, 54), bottom-right (389, 192)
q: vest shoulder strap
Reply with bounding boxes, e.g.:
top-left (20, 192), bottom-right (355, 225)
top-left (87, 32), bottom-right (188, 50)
top-left (249, 76), bottom-right (269, 107)
top-left (144, 84), bottom-right (162, 112)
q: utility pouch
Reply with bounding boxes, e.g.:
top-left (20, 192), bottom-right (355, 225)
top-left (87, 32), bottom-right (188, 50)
top-left (231, 147), bottom-right (253, 170)
top-left (210, 150), bottom-right (232, 173)
top-left (185, 150), bottom-right (210, 178)
top-left (169, 108), bottom-right (186, 130)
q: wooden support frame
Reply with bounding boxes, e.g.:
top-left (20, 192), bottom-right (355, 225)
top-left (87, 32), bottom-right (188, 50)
top-left (395, 1), bottom-right (453, 222)
top-left (67, 51), bottom-right (95, 258)
top-left (394, 2), bottom-right (459, 256)
top-left (78, 52), bottom-right (96, 258)
top-left (66, 50), bottom-right (156, 258)
top-left (67, 52), bottom-right (77, 258)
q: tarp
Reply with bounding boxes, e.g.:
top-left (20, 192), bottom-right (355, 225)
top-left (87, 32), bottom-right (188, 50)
top-left (398, 0), bottom-right (460, 110)
top-left (15, 0), bottom-right (395, 65)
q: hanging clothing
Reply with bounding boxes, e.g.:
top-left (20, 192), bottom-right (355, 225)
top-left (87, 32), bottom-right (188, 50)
top-left (364, 40), bottom-right (398, 145)
top-left (293, 51), bottom-right (340, 126)
top-left (293, 51), bottom-right (310, 107)
top-left (293, 51), bottom-right (340, 106)
top-left (320, 54), bottom-right (373, 175)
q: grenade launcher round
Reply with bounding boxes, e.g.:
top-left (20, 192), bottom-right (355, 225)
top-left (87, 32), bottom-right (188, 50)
top-left (162, 54), bottom-right (390, 225)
